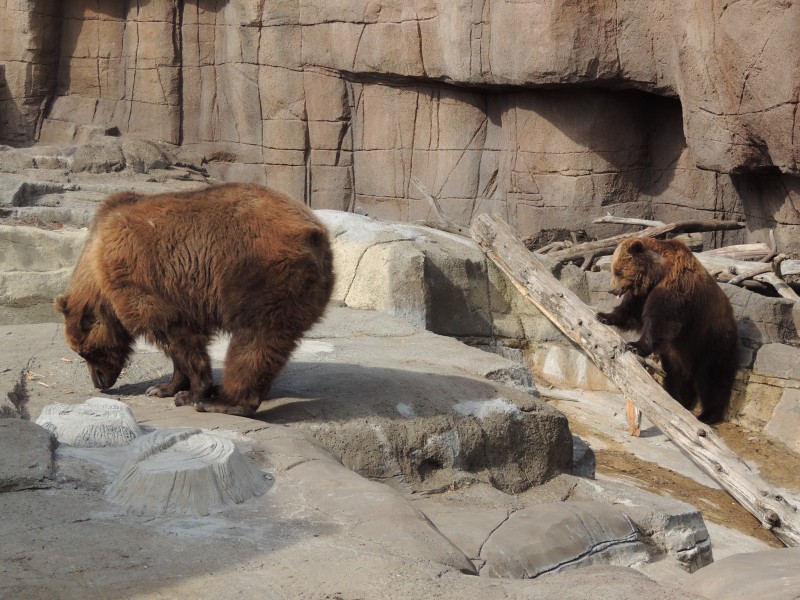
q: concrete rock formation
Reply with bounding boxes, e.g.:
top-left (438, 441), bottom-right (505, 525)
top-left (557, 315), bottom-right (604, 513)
top-left (1, 1), bottom-right (798, 251)
top-left (36, 397), bottom-right (142, 447)
top-left (107, 428), bottom-right (271, 516)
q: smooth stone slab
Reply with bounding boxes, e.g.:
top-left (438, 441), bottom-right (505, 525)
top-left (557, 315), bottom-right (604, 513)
top-left (36, 397), bottom-right (142, 447)
top-left (481, 501), bottom-right (649, 579)
top-left (688, 547), bottom-right (800, 600)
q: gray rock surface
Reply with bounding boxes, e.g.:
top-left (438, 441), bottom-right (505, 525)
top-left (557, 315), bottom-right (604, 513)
top-left (4, 306), bottom-right (571, 496)
top-left (481, 501), bottom-right (647, 579)
top-left (738, 343), bottom-right (800, 434)
top-left (414, 474), bottom-right (714, 579)
top-left (0, 419), bottom-right (56, 492)
top-left (688, 547), bottom-right (800, 600)
top-left (0, 310), bottom-right (709, 599)
top-left (3, 2), bottom-right (799, 252)
top-left (765, 389), bottom-right (800, 453)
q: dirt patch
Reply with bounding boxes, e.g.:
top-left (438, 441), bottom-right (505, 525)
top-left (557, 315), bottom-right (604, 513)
top-left (594, 448), bottom-right (782, 548)
top-left (564, 416), bottom-right (784, 548)
top-left (715, 422), bottom-right (800, 491)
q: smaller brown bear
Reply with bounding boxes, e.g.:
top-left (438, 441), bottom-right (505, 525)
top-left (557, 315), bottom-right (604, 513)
top-left (596, 237), bottom-right (739, 424)
top-left (56, 183), bottom-right (334, 416)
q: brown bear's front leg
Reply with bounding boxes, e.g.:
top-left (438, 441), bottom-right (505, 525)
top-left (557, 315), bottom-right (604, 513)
top-left (193, 329), bottom-right (298, 416)
top-left (145, 326), bottom-right (214, 406)
top-left (145, 364), bottom-right (190, 398)
top-left (596, 292), bottom-right (644, 331)
top-left (632, 292), bottom-right (683, 358)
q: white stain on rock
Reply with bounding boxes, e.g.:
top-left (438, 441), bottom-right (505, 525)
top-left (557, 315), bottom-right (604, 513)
top-left (452, 398), bottom-right (522, 421)
top-left (395, 403), bottom-right (415, 418)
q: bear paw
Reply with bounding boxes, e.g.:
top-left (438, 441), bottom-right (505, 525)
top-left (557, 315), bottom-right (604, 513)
top-left (596, 312), bottom-right (612, 325)
top-left (174, 391), bottom-right (194, 407)
top-left (625, 341), bottom-right (646, 356)
top-left (192, 400), bottom-right (256, 417)
top-left (146, 382), bottom-right (182, 398)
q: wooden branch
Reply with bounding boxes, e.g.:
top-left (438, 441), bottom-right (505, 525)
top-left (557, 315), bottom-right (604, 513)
top-left (547, 219), bottom-right (744, 264)
top-left (412, 219), bottom-right (469, 237)
top-left (591, 215), bottom-right (703, 252)
top-left (592, 215), bottom-right (664, 227)
top-left (537, 240), bottom-right (572, 254)
top-left (471, 213), bottom-right (800, 547)
top-left (756, 273), bottom-right (800, 301)
top-left (727, 264), bottom-right (773, 286)
top-left (410, 176), bottom-right (469, 237)
top-left (626, 398), bottom-right (642, 437)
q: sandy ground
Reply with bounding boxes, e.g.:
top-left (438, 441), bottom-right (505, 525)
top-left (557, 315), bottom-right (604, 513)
top-left (543, 390), bottom-right (792, 550)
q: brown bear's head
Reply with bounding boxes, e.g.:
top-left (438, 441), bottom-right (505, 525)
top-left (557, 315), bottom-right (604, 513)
top-left (608, 237), bottom-right (665, 297)
top-left (55, 294), bottom-right (133, 390)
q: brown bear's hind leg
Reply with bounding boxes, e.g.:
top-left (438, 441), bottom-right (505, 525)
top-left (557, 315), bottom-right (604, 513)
top-left (193, 329), bottom-right (297, 416)
top-left (661, 354), bottom-right (698, 411)
top-left (695, 360), bottom-right (735, 425)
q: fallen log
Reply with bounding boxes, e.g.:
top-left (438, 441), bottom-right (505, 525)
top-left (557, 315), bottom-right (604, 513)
top-left (700, 243), bottom-right (773, 261)
top-left (546, 219), bottom-right (745, 269)
top-left (695, 254), bottom-right (800, 302)
top-left (591, 215), bottom-right (703, 251)
top-left (471, 213), bottom-right (800, 547)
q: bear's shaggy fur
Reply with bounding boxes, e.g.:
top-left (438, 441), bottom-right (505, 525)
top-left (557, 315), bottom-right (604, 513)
top-left (596, 237), bottom-right (739, 424)
top-left (56, 183), bottom-right (334, 416)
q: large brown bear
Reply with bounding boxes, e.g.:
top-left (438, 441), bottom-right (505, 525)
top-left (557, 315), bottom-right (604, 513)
top-left (596, 237), bottom-right (739, 424)
top-left (56, 183), bottom-right (334, 416)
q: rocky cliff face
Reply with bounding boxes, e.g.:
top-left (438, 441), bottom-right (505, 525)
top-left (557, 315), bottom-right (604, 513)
top-left (1, 1), bottom-right (798, 251)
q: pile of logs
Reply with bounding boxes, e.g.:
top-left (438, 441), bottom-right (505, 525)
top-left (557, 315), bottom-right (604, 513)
top-left (411, 174), bottom-right (798, 301)
top-left (536, 215), bottom-right (799, 302)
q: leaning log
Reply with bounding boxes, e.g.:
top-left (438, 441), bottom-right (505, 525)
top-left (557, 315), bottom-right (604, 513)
top-left (470, 213), bottom-right (800, 547)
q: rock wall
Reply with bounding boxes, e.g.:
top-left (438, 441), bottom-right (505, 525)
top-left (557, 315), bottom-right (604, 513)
top-left (1, 1), bottom-right (799, 251)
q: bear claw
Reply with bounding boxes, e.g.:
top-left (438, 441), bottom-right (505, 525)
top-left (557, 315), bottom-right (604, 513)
top-left (174, 391), bottom-right (194, 407)
top-left (146, 384), bottom-right (175, 398)
top-left (625, 342), bottom-right (645, 356)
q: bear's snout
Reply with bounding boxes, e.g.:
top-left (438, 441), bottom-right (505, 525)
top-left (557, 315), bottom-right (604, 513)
top-left (88, 364), bottom-right (121, 391)
top-left (607, 282), bottom-right (630, 298)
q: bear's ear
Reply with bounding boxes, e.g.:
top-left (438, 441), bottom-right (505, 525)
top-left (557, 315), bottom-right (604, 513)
top-left (628, 239), bottom-right (645, 254)
top-left (55, 294), bottom-right (69, 316)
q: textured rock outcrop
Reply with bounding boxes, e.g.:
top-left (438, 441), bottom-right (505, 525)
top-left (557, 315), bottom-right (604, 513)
top-left (36, 397), bottom-right (143, 447)
top-left (1, 1), bottom-right (798, 251)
